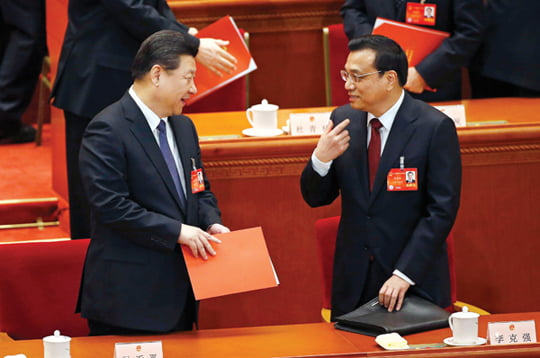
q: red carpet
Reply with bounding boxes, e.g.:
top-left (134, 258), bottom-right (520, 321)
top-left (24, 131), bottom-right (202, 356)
top-left (0, 124), bottom-right (70, 243)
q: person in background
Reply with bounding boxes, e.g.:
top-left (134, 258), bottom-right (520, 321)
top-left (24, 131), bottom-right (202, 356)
top-left (51, 0), bottom-right (237, 239)
top-left (78, 30), bottom-right (229, 336)
top-left (0, 0), bottom-right (47, 144)
top-left (340, 0), bottom-right (486, 102)
top-left (471, 0), bottom-right (540, 98)
top-left (301, 35), bottom-right (461, 319)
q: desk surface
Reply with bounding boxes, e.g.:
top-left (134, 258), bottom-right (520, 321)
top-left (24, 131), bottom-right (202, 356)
top-left (189, 97), bottom-right (540, 139)
top-left (2, 312), bottom-right (540, 357)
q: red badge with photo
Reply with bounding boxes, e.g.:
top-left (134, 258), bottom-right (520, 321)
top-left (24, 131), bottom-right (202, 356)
top-left (406, 3), bottom-right (436, 26)
top-left (387, 168), bottom-right (418, 191)
top-left (191, 168), bottom-right (205, 193)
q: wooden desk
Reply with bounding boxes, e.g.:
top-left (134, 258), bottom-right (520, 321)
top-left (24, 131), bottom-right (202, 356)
top-left (186, 97), bottom-right (540, 329)
top-left (2, 313), bottom-right (540, 357)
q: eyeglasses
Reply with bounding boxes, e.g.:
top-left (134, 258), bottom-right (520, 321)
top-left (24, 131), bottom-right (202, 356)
top-left (340, 70), bottom-right (382, 83)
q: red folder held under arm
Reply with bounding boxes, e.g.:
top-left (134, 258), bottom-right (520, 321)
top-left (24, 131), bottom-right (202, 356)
top-left (372, 17), bottom-right (450, 66)
top-left (182, 227), bottom-right (279, 300)
top-left (185, 15), bottom-right (257, 105)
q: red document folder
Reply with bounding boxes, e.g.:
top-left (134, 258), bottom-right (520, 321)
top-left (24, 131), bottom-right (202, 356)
top-left (186, 15), bottom-right (257, 105)
top-left (182, 227), bottom-right (279, 300)
top-left (372, 17), bottom-right (450, 66)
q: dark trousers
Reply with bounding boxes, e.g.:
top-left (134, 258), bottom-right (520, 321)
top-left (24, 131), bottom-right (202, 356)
top-left (0, 0), bottom-right (46, 136)
top-left (88, 296), bottom-right (197, 336)
top-left (64, 111), bottom-right (92, 239)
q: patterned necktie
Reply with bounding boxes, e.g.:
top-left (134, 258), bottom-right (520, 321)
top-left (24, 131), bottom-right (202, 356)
top-left (368, 118), bottom-right (383, 191)
top-left (157, 120), bottom-right (187, 209)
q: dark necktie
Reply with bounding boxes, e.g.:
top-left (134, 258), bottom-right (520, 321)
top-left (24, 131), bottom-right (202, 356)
top-left (157, 120), bottom-right (187, 209)
top-left (368, 118), bottom-right (383, 191)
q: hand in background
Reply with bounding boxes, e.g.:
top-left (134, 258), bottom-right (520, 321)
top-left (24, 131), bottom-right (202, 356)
top-left (196, 38), bottom-right (238, 76)
top-left (404, 67), bottom-right (436, 94)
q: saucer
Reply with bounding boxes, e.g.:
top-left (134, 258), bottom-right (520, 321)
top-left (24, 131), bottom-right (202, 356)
top-left (443, 337), bottom-right (486, 346)
top-left (242, 128), bottom-right (284, 137)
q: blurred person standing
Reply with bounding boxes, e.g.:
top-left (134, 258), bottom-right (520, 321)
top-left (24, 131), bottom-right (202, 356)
top-left (471, 0), bottom-right (540, 98)
top-left (0, 0), bottom-right (47, 144)
top-left (51, 0), bottom-right (237, 239)
top-left (341, 0), bottom-right (486, 102)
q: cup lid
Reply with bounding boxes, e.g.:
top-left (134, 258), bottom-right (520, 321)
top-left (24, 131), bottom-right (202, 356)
top-left (451, 306), bottom-right (479, 318)
top-left (43, 330), bottom-right (71, 343)
top-left (250, 99), bottom-right (278, 111)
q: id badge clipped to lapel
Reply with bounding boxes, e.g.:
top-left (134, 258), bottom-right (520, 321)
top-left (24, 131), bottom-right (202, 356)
top-left (190, 158), bottom-right (205, 194)
top-left (387, 157), bottom-right (418, 191)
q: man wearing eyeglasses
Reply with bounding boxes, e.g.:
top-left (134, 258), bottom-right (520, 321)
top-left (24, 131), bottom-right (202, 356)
top-left (301, 35), bottom-right (461, 319)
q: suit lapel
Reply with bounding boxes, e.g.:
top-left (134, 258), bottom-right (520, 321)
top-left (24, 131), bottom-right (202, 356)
top-left (369, 95), bottom-right (418, 203)
top-left (122, 94), bottom-right (186, 215)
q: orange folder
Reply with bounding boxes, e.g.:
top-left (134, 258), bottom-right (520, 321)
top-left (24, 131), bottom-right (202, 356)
top-left (186, 15), bottom-right (257, 105)
top-left (182, 227), bottom-right (279, 300)
top-left (372, 17), bottom-right (450, 67)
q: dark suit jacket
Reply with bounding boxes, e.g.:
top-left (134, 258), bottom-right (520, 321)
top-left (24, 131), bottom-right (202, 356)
top-left (78, 92), bottom-right (222, 331)
top-left (475, 0), bottom-right (540, 91)
top-left (341, 0), bottom-right (486, 101)
top-left (301, 93), bottom-right (461, 317)
top-left (52, 0), bottom-right (199, 119)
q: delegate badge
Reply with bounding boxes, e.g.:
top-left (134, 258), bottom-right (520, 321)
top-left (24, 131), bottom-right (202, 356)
top-left (190, 157), bottom-right (205, 193)
top-left (387, 168), bottom-right (418, 191)
top-left (406, 2), bottom-right (437, 26)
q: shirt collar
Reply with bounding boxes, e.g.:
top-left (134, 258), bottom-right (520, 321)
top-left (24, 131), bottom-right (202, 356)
top-left (366, 89), bottom-right (405, 130)
top-left (128, 86), bottom-right (167, 131)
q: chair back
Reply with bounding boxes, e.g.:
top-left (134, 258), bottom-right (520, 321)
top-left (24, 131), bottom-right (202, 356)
top-left (323, 24), bottom-right (349, 107)
top-left (0, 239), bottom-right (90, 339)
top-left (314, 216), bottom-right (340, 310)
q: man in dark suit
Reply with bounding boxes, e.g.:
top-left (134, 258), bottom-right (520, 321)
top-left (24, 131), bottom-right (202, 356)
top-left (471, 0), bottom-right (540, 98)
top-left (340, 0), bottom-right (486, 102)
top-left (0, 0), bottom-right (46, 143)
top-left (78, 30), bottom-right (229, 335)
top-left (301, 35), bottom-right (461, 318)
top-left (51, 0), bottom-right (237, 239)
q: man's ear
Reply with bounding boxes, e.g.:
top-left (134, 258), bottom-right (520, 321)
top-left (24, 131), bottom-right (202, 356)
top-left (149, 64), bottom-right (162, 86)
top-left (385, 70), bottom-right (399, 91)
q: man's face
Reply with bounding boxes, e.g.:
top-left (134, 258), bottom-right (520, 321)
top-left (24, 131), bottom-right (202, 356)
top-left (344, 49), bottom-right (388, 113)
top-left (157, 55), bottom-right (197, 116)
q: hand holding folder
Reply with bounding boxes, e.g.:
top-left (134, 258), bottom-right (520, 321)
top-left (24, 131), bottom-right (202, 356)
top-left (182, 227), bottom-right (279, 300)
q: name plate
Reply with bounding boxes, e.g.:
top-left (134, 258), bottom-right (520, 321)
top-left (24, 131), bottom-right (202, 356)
top-left (434, 104), bottom-right (466, 127)
top-left (114, 341), bottom-right (163, 358)
top-left (289, 112), bottom-right (331, 136)
top-left (487, 320), bottom-right (537, 345)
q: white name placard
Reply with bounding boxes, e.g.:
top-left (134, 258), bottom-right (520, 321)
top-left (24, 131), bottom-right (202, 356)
top-left (487, 320), bottom-right (537, 345)
top-left (289, 112), bottom-right (331, 136)
top-left (434, 104), bottom-right (467, 127)
top-left (114, 341), bottom-right (163, 358)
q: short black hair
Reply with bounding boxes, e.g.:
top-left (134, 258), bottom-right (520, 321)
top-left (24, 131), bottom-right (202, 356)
top-left (131, 30), bottom-right (199, 80)
top-left (348, 35), bottom-right (408, 86)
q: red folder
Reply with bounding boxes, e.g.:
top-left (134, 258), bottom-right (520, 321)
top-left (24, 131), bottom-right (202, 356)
top-left (372, 17), bottom-right (450, 66)
top-left (182, 227), bottom-right (279, 300)
top-left (186, 16), bottom-right (257, 105)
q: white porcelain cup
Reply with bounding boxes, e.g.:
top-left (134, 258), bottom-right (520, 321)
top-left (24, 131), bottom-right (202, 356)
top-left (43, 330), bottom-right (71, 358)
top-left (448, 306), bottom-right (479, 344)
top-left (246, 99), bottom-right (279, 131)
